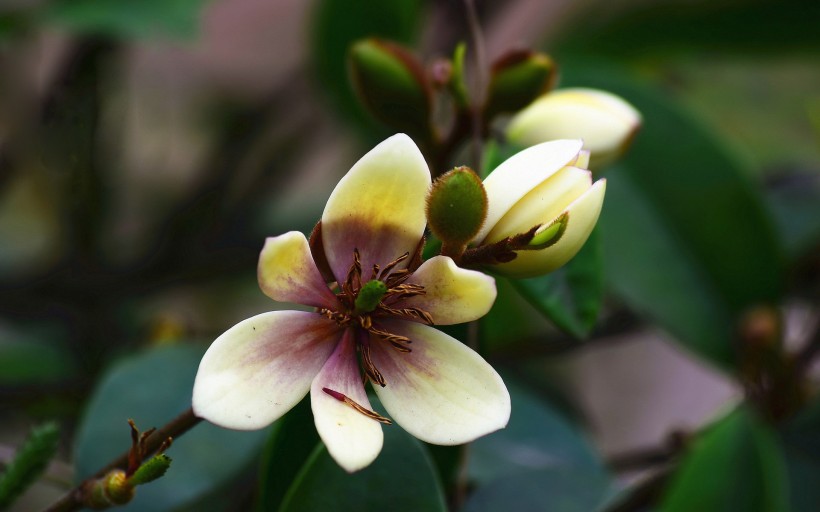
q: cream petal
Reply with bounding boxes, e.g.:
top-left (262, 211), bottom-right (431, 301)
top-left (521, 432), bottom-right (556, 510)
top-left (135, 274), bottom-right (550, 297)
top-left (258, 231), bottom-right (339, 309)
top-left (321, 134), bottom-right (431, 283)
top-left (484, 166), bottom-right (593, 244)
top-left (192, 311), bottom-right (339, 430)
top-left (400, 256), bottom-right (496, 325)
top-left (495, 179), bottom-right (606, 278)
top-left (475, 139), bottom-right (583, 244)
top-left (311, 328), bottom-right (384, 472)
top-left (371, 321), bottom-right (510, 445)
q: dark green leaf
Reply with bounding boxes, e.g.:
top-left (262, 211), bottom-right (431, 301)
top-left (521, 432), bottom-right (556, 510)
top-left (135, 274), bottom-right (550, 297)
top-left (511, 227), bottom-right (604, 339)
top-left (0, 422), bottom-right (60, 509)
top-left (562, 65), bottom-right (784, 369)
top-left (0, 330), bottom-right (76, 385)
top-left (780, 396), bottom-right (820, 511)
top-left (469, 380), bottom-right (605, 485)
top-left (765, 171), bottom-right (820, 263)
top-left (310, 0), bottom-right (423, 141)
top-left (660, 406), bottom-right (789, 512)
top-left (279, 423), bottom-right (446, 512)
top-left (45, 0), bottom-right (211, 39)
top-left (74, 344), bottom-right (268, 512)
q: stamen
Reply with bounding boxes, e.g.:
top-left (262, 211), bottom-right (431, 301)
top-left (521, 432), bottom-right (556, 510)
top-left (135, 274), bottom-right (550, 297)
top-left (318, 308), bottom-right (351, 325)
top-left (360, 342), bottom-right (386, 387)
top-left (379, 252), bottom-right (410, 280)
top-left (368, 326), bottom-right (413, 352)
top-left (322, 387), bottom-right (392, 424)
top-left (378, 306), bottom-right (433, 325)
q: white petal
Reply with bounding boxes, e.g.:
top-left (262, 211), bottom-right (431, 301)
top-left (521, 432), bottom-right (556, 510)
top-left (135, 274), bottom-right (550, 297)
top-left (496, 179), bottom-right (606, 278)
top-left (484, 166), bottom-right (592, 244)
top-left (311, 328), bottom-right (384, 472)
top-left (476, 139), bottom-right (583, 244)
top-left (321, 134), bottom-right (431, 283)
top-left (402, 256), bottom-right (496, 325)
top-left (258, 231), bottom-right (339, 308)
top-left (371, 321), bottom-right (510, 445)
top-left (193, 311), bottom-right (340, 430)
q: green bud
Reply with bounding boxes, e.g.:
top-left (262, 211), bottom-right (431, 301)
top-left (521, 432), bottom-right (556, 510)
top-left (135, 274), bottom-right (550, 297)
top-left (484, 49), bottom-right (556, 120)
top-left (85, 470), bottom-right (135, 509)
top-left (354, 280), bottom-right (388, 314)
top-left (128, 454), bottom-right (172, 487)
top-left (348, 39), bottom-right (432, 143)
top-left (426, 167), bottom-right (488, 247)
top-left (528, 212), bottom-right (567, 249)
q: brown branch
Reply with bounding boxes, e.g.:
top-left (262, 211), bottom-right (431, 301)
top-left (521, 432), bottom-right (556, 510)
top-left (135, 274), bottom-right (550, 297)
top-left (43, 408), bottom-right (202, 512)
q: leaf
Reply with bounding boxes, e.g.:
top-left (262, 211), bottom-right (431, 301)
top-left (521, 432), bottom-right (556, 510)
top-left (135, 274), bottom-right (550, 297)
top-left (279, 422), bottom-right (446, 512)
top-left (659, 406), bottom-right (789, 512)
top-left (45, 0), bottom-right (211, 39)
top-left (310, 0), bottom-right (423, 141)
top-left (561, 65), bottom-right (785, 370)
top-left (780, 397), bottom-right (820, 511)
top-left (765, 171), bottom-right (820, 263)
top-left (0, 328), bottom-right (76, 385)
top-left (74, 344), bottom-right (269, 512)
top-left (511, 226), bottom-right (604, 339)
top-left (468, 379), bottom-right (606, 486)
top-left (0, 422), bottom-right (60, 509)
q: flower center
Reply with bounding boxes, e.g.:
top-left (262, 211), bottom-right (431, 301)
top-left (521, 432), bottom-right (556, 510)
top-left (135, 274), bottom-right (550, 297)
top-left (354, 280), bottom-right (388, 314)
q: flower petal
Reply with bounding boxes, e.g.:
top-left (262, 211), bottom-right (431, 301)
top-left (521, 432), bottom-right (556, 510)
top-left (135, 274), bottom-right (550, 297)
top-left (193, 311), bottom-right (339, 430)
top-left (258, 231), bottom-right (339, 309)
top-left (311, 328), bottom-right (384, 472)
top-left (495, 179), bottom-right (606, 278)
top-left (371, 321), bottom-right (510, 445)
top-left (402, 256), bottom-right (497, 325)
top-left (321, 134), bottom-right (431, 283)
top-left (475, 139), bottom-right (583, 244)
top-left (484, 165), bottom-right (593, 244)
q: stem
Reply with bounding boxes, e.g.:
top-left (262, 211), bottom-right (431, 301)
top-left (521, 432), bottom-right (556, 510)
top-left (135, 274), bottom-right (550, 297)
top-left (463, 0), bottom-right (486, 167)
top-left (44, 408), bottom-right (202, 512)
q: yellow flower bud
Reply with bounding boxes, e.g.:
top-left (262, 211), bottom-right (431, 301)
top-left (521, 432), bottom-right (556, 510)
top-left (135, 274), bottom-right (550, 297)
top-left (507, 88), bottom-right (641, 170)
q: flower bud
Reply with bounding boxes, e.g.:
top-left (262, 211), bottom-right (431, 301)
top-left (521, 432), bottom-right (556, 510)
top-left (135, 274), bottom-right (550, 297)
top-left (348, 39), bottom-right (432, 143)
top-left (484, 49), bottom-right (557, 121)
top-left (426, 167), bottom-right (488, 252)
top-left (506, 88), bottom-right (641, 170)
top-left (85, 470), bottom-right (135, 509)
top-left (128, 454), bottom-right (172, 486)
top-left (472, 139), bottom-right (605, 278)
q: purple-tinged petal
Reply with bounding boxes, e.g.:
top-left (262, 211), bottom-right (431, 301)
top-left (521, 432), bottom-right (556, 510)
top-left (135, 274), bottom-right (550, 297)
top-left (311, 328), bottom-right (384, 472)
top-left (258, 231), bottom-right (339, 309)
top-left (321, 134), bottom-right (431, 283)
top-left (399, 256), bottom-right (496, 325)
top-left (193, 311), bottom-right (339, 430)
top-left (371, 321), bottom-right (510, 445)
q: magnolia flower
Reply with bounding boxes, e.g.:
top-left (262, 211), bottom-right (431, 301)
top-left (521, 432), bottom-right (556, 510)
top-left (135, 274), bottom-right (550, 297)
top-left (192, 134), bottom-right (510, 472)
top-left (471, 139), bottom-right (605, 278)
top-left (507, 88), bottom-right (641, 169)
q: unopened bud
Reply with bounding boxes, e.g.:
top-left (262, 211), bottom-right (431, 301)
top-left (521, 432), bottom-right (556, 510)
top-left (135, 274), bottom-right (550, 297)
top-left (85, 470), bottom-right (135, 509)
top-left (426, 167), bottom-right (487, 254)
top-left (348, 39), bottom-right (432, 142)
top-left (485, 49), bottom-right (557, 120)
top-left (128, 454), bottom-right (172, 486)
top-left (739, 306), bottom-right (781, 349)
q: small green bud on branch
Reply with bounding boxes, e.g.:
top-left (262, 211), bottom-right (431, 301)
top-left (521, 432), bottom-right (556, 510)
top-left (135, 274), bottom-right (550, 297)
top-left (426, 166), bottom-right (487, 262)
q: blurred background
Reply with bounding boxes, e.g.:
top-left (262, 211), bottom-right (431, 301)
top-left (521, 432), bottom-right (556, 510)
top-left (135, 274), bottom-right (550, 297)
top-left (1, 0), bottom-right (819, 510)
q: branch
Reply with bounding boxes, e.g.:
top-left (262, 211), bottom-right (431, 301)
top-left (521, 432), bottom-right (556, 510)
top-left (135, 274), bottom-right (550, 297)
top-left (44, 408), bottom-right (202, 512)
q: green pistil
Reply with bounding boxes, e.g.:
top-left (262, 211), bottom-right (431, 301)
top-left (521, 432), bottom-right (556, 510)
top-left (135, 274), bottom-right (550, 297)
top-left (354, 280), bottom-right (388, 314)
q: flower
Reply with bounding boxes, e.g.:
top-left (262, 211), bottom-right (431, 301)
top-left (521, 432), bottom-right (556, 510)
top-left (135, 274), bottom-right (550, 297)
top-left (470, 139), bottom-right (606, 278)
top-left (506, 88), bottom-right (641, 169)
top-left (192, 134), bottom-right (510, 472)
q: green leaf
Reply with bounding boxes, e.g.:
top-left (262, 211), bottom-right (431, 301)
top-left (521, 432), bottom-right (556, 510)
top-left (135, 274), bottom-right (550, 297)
top-left (0, 327), bottom-right (76, 385)
top-left (660, 406), bottom-right (789, 512)
top-left (765, 172), bottom-right (820, 263)
top-left (279, 423), bottom-right (446, 512)
top-left (74, 344), bottom-right (268, 512)
top-left (781, 397), bottom-right (820, 511)
top-left (45, 0), bottom-right (211, 39)
top-left (469, 379), bottom-right (606, 486)
top-left (0, 422), bottom-right (60, 509)
top-left (511, 226), bottom-right (604, 339)
top-left (310, 0), bottom-right (423, 141)
top-left (128, 454), bottom-right (172, 487)
top-left (562, 65), bottom-right (784, 369)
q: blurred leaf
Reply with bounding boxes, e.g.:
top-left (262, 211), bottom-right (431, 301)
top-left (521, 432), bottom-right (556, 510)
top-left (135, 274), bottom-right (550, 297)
top-left (469, 379), bottom-right (606, 485)
top-left (0, 422), bottom-right (60, 509)
top-left (311, 0), bottom-right (423, 141)
top-left (74, 344), bottom-right (268, 511)
top-left (561, 65), bottom-right (784, 369)
top-left (765, 171), bottom-right (820, 262)
top-left (780, 396), bottom-right (820, 511)
top-left (557, 0), bottom-right (820, 58)
top-left (0, 326), bottom-right (75, 385)
top-left (464, 467), bottom-right (612, 512)
top-left (45, 0), bottom-right (211, 39)
top-left (511, 227), bottom-right (604, 339)
top-left (279, 424), bottom-right (446, 512)
top-left (255, 399), bottom-right (318, 512)
top-left (660, 406), bottom-right (788, 512)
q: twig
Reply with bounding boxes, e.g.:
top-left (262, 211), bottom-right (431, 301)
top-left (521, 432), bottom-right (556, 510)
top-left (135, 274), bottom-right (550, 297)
top-left (602, 467), bottom-right (672, 512)
top-left (462, 0), bottom-right (486, 167)
top-left (43, 408), bottom-right (202, 512)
